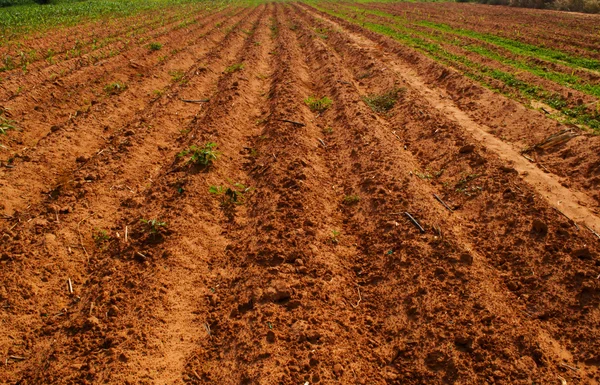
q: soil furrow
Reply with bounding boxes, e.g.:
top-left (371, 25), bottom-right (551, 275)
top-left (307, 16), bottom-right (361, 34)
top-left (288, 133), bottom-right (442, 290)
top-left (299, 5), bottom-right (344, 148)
top-left (0, 5), bottom-right (266, 384)
top-left (0, 5), bottom-right (238, 145)
top-left (0, 6), bottom-right (254, 223)
top-left (295, 4), bottom-right (600, 382)
top-left (301, 3), bottom-right (600, 221)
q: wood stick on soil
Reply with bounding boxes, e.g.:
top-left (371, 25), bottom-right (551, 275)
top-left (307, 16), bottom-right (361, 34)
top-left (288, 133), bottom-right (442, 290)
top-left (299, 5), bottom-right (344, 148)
top-left (553, 207), bottom-right (579, 231)
top-left (522, 153), bottom-right (535, 162)
top-left (193, 370), bottom-right (201, 381)
top-left (125, 226), bottom-right (128, 243)
top-left (405, 212), bottom-right (425, 233)
top-left (560, 363), bottom-right (579, 372)
top-left (77, 215), bottom-right (93, 259)
top-left (180, 98), bottom-right (210, 103)
top-left (351, 287), bottom-right (362, 309)
top-left (558, 375), bottom-right (567, 385)
top-left (433, 194), bottom-right (453, 212)
top-left (584, 225), bottom-right (600, 240)
top-left (9, 356), bottom-right (26, 361)
top-left (277, 118), bottom-right (305, 126)
top-left (67, 278), bottom-right (73, 294)
top-left (317, 138), bottom-right (326, 148)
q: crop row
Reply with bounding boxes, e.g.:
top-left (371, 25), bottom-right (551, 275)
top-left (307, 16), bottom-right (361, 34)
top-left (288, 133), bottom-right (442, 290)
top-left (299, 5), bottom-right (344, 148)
top-left (312, 2), bottom-right (600, 132)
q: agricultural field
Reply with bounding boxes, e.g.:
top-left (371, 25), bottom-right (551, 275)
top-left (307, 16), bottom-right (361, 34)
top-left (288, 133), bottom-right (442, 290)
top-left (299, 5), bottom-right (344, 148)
top-left (1, 0), bottom-right (600, 384)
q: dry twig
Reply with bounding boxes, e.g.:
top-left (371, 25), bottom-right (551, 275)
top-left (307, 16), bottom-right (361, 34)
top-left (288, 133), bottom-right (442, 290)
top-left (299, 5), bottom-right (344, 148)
top-left (584, 225), bottom-right (600, 240)
top-left (553, 207), bottom-right (579, 231)
top-left (77, 215), bottom-right (93, 259)
top-left (350, 287), bottom-right (362, 308)
top-left (180, 98), bottom-right (210, 103)
top-left (405, 212), bottom-right (425, 233)
top-left (433, 194), bottom-right (453, 212)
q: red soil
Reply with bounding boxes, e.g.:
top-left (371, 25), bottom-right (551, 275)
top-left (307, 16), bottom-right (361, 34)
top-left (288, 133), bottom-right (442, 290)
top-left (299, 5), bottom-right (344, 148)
top-left (1, 2), bottom-right (599, 384)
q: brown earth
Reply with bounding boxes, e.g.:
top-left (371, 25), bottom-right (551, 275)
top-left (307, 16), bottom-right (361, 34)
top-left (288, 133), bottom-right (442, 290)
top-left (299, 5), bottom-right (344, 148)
top-left (351, 1), bottom-right (600, 61)
top-left (1, 2), bottom-right (600, 385)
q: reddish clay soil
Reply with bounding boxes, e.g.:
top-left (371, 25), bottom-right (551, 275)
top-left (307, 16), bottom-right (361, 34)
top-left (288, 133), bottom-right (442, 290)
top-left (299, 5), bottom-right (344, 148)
top-left (349, 1), bottom-right (600, 61)
top-left (1, 2), bottom-right (600, 385)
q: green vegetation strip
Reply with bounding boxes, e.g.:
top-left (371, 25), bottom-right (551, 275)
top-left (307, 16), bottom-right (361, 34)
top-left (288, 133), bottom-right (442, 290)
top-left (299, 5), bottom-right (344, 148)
top-left (0, 0), bottom-right (258, 44)
top-left (312, 4), bottom-right (600, 131)
top-left (337, 5), bottom-right (600, 99)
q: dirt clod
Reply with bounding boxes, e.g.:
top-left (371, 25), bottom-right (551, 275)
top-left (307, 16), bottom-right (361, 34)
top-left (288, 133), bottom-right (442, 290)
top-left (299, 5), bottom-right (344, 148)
top-left (459, 144), bottom-right (476, 154)
top-left (532, 219), bottom-right (548, 235)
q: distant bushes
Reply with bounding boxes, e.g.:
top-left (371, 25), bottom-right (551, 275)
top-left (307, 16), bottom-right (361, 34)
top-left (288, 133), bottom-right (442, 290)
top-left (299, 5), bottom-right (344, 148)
top-left (1, 0), bottom-right (51, 7)
top-left (471, 0), bottom-right (600, 13)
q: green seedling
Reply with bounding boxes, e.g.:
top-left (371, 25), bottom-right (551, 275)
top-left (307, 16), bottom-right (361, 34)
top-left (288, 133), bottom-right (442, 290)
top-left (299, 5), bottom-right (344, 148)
top-left (209, 182), bottom-right (253, 206)
top-left (363, 87), bottom-right (405, 113)
top-left (178, 142), bottom-right (220, 166)
top-left (305, 96), bottom-right (332, 113)
top-left (322, 127), bottom-right (334, 135)
top-left (104, 81), bottom-right (127, 95)
top-left (140, 218), bottom-right (167, 234)
top-left (224, 62), bottom-right (244, 73)
top-left (0, 113), bottom-right (16, 135)
top-left (92, 228), bottom-right (111, 248)
top-left (331, 230), bottom-right (341, 244)
top-left (169, 70), bottom-right (186, 84)
top-left (147, 42), bottom-right (162, 51)
top-left (343, 195), bottom-right (360, 205)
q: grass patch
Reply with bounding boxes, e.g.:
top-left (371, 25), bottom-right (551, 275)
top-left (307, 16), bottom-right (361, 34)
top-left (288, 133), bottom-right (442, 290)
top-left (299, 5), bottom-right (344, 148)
top-left (169, 69), bottom-right (186, 83)
top-left (343, 194), bottom-right (360, 205)
top-left (104, 81), bottom-right (127, 95)
top-left (305, 96), bottom-right (332, 113)
top-left (147, 42), bottom-right (163, 51)
top-left (362, 87), bottom-right (404, 113)
top-left (224, 62), bottom-right (244, 73)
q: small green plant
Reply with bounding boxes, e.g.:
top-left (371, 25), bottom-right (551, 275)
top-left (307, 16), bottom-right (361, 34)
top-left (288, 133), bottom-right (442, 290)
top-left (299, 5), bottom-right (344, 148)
top-left (415, 170), bottom-right (433, 180)
top-left (152, 89), bottom-right (164, 98)
top-left (224, 63), bottom-right (244, 73)
top-left (330, 230), bottom-right (341, 244)
top-left (92, 228), bottom-right (111, 248)
top-left (363, 87), bottom-right (405, 114)
top-left (0, 54), bottom-right (15, 72)
top-left (322, 127), bottom-right (334, 135)
top-left (140, 218), bottom-right (167, 234)
top-left (269, 18), bottom-right (279, 37)
top-left (343, 195), bottom-right (360, 205)
top-left (0, 112), bottom-right (16, 135)
top-left (104, 81), bottom-right (127, 95)
top-left (209, 182), bottom-right (252, 206)
top-left (178, 142), bottom-right (220, 166)
top-left (169, 70), bottom-right (186, 84)
top-left (357, 71), bottom-right (372, 79)
top-left (147, 42), bottom-right (163, 51)
top-left (305, 96), bottom-right (332, 113)
top-left (315, 27), bottom-right (329, 39)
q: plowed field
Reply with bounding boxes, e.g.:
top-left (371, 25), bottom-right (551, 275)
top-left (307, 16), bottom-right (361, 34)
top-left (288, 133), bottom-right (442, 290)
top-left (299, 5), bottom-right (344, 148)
top-left (1, 2), bottom-right (600, 384)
